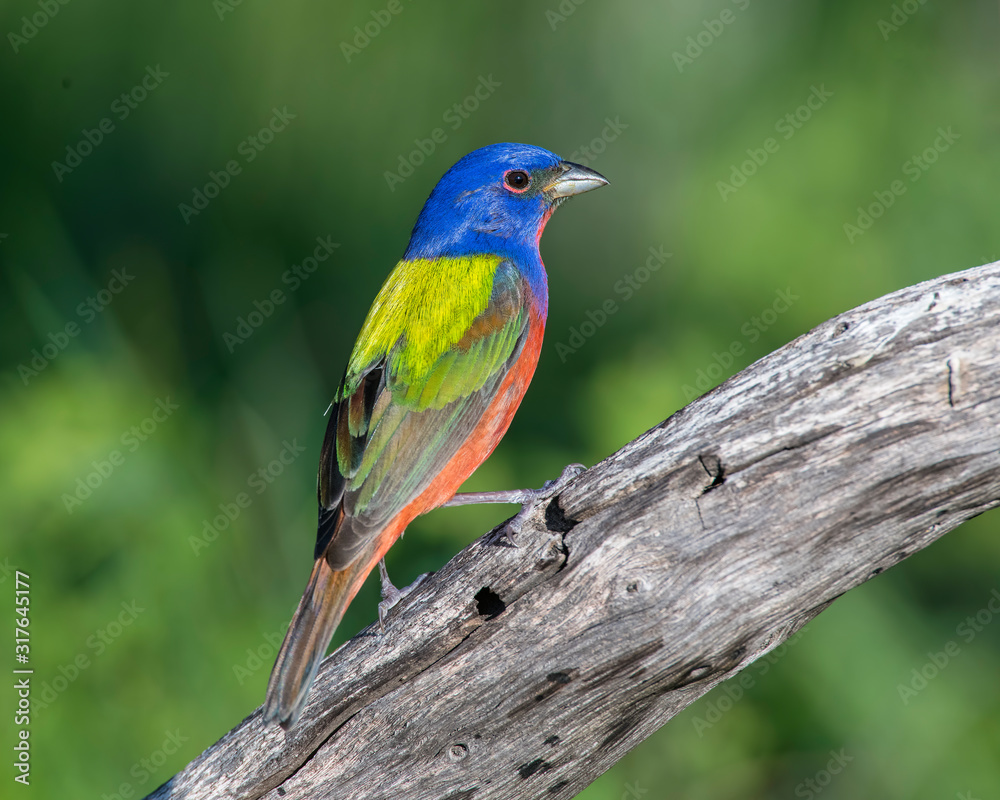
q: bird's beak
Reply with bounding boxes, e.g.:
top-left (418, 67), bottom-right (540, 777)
top-left (543, 161), bottom-right (609, 199)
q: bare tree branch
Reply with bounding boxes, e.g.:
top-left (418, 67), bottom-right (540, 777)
top-left (146, 260), bottom-right (1000, 800)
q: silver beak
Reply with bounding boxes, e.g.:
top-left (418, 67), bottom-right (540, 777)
top-left (544, 161), bottom-right (609, 199)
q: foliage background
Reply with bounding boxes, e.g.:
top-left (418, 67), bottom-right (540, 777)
top-left (2, 1), bottom-right (998, 797)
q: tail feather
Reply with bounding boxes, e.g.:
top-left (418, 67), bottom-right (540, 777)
top-left (263, 557), bottom-right (361, 728)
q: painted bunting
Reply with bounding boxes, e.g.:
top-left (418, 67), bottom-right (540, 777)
top-left (263, 143), bottom-right (608, 728)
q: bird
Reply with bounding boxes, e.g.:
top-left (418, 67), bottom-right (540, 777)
top-left (263, 142), bottom-right (608, 728)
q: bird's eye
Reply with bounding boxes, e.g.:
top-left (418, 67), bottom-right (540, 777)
top-left (503, 170), bottom-right (531, 192)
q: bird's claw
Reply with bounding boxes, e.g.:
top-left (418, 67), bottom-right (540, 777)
top-left (377, 560), bottom-right (429, 632)
top-left (553, 462), bottom-right (587, 486)
top-left (502, 463), bottom-right (586, 547)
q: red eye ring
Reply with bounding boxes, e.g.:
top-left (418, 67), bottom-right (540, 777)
top-left (503, 169), bottom-right (531, 193)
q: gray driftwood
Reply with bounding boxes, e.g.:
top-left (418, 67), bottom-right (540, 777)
top-left (146, 260), bottom-right (1000, 800)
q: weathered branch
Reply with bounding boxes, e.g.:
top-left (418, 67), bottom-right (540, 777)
top-left (147, 261), bottom-right (1000, 800)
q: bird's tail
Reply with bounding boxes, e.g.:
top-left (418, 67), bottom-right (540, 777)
top-left (263, 556), bottom-right (366, 728)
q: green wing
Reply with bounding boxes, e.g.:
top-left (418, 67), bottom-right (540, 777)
top-left (315, 257), bottom-right (530, 567)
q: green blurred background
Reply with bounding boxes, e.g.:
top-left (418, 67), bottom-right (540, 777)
top-left (2, 1), bottom-right (999, 797)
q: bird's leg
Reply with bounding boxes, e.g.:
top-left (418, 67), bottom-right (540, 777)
top-left (377, 559), bottom-right (428, 632)
top-left (379, 465), bottom-right (585, 628)
top-left (442, 463), bottom-right (586, 545)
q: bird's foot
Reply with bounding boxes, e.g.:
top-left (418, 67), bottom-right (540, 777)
top-left (443, 463), bottom-right (586, 547)
top-left (377, 559), bottom-right (428, 632)
top-left (503, 463), bottom-right (586, 545)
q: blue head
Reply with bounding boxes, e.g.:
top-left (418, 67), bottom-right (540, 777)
top-left (403, 143), bottom-right (607, 268)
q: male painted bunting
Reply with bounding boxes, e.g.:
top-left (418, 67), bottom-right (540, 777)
top-left (263, 143), bottom-right (607, 728)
